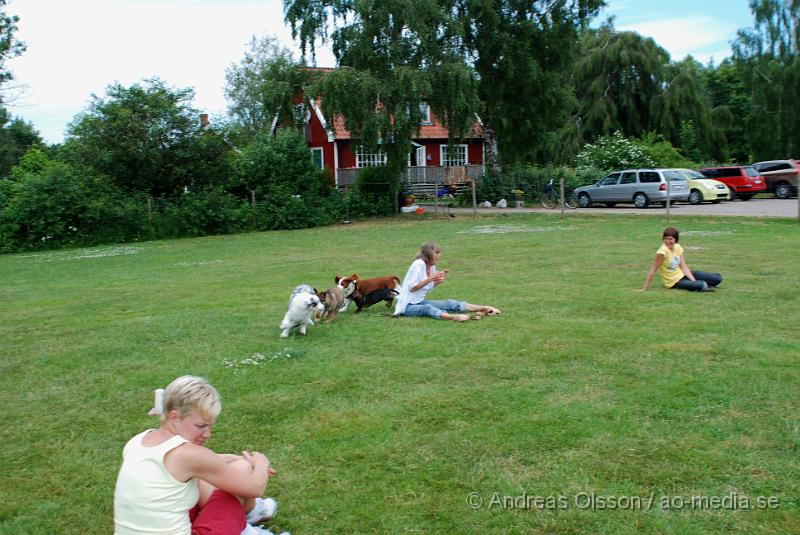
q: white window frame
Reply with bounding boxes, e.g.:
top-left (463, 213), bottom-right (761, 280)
top-left (356, 146), bottom-right (387, 168)
top-left (419, 102), bottom-right (432, 125)
top-left (440, 144), bottom-right (467, 167)
top-left (310, 147), bottom-right (324, 169)
top-left (416, 145), bottom-right (426, 167)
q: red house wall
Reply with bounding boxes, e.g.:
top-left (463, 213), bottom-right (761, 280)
top-left (338, 141), bottom-right (356, 168)
top-left (305, 101), bottom-right (483, 173)
top-left (468, 142), bottom-right (483, 165)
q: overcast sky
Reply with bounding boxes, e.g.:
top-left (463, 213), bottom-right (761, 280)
top-left (7, 0), bottom-right (754, 144)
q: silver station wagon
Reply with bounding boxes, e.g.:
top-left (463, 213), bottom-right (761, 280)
top-left (575, 169), bottom-right (690, 208)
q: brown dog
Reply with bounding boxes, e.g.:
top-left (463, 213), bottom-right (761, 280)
top-left (315, 285), bottom-right (346, 322)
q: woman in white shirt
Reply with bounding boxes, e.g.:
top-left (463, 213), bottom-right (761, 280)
top-left (114, 376), bottom-right (277, 535)
top-left (393, 242), bottom-right (501, 321)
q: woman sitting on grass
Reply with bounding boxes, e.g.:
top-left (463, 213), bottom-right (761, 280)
top-left (393, 241), bottom-right (501, 321)
top-left (114, 375), bottom-right (280, 535)
top-left (640, 227), bottom-right (723, 292)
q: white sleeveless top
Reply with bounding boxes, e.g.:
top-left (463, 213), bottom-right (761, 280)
top-left (114, 429), bottom-right (200, 535)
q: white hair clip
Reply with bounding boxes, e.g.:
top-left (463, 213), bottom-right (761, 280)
top-left (147, 388), bottom-right (165, 416)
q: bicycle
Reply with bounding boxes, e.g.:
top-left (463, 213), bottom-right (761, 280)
top-left (541, 178), bottom-right (578, 209)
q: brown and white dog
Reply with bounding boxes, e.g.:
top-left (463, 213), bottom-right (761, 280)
top-left (335, 274), bottom-right (359, 312)
top-left (336, 273), bottom-right (401, 312)
top-left (315, 285), bottom-right (346, 322)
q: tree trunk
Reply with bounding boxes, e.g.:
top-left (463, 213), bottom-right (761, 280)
top-left (483, 109), bottom-right (501, 176)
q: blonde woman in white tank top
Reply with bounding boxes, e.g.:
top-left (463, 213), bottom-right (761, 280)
top-left (114, 376), bottom-right (277, 535)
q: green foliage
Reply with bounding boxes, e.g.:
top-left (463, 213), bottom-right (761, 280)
top-left (236, 129), bottom-right (331, 229)
top-left (63, 78), bottom-right (205, 196)
top-left (0, 0), bottom-right (25, 90)
top-left (0, 110), bottom-right (43, 178)
top-left (351, 165), bottom-right (400, 216)
top-left (0, 157), bottom-right (146, 251)
top-left (474, 165), bottom-right (604, 204)
top-left (287, 0), bottom-right (517, 173)
top-left (635, 132), bottom-right (697, 168)
top-left (459, 0), bottom-right (604, 167)
top-left (236, 129), bottom-right (322, 197)
top-left (151, 188), bottom-right (250, 239)
top-left (575, 26), bottom-right (669, 141)
top-left (576, 131), bottom-right (656, 170)
top-left (650, 58), bottom-right (721, 161)
top-left (730, 0), bottom-right (800, 159)
top-left (225, 35), bottom-right (307, 139)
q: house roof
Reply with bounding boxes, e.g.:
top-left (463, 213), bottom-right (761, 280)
top-left (287, 68), bottom-right (484, 141)
top-left (326, 101), bottom-right (483, 140)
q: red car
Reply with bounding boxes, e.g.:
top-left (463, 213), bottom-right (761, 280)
top-left (698, 166), bottom-right (766, 201)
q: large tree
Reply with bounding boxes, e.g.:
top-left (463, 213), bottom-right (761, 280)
top-left (574, 26), bottom-right (668, 141)
top-left (225, 35), bottom-right (307, 139)
top-left (285, 0), bottom-right (597, 173)
top-left (285, 0), bottom-right (477, 176)
top-left (0, 0), bottom-right (25, 102)
top-left (448, 0), bottom-right (603, 169)
top-left (732, 0), bottom-right (800, 160)
top-left (64, 78), bottom-right (208, 196)
top-left (0, 108), bottom-right (43, 178)
top-left (650, 58), bottom-right (722, 161)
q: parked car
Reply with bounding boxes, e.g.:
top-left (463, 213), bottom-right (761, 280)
top-left (674, 169), bottom-right (730, 204)
top-left (697, 166), bottom-right (766, 200)
top-left (574, 169), bottom-right (689, 209)
top-left (752, 160), bottom-right (800, 199)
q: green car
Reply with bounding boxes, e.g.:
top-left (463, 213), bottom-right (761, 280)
top-left (676, 169), bottom-right (731, 204)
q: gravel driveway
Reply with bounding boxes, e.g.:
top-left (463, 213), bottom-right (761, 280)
top-left (448, 198), bottom-right (799, 218)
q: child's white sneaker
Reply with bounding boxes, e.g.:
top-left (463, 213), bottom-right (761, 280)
top-left (246, 497), bottom-right (278, 523)
top-left (240, 524), bottom-right (274, 535)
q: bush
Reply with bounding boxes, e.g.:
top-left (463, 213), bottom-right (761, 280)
top-left (354, 165), bottom-right (400, 215)
top-left (635, 132), bottom-right (697, 168)
top-left (576, 131), bottom-right (655, 170)
top-left (152, 188), bottom-right (250, 238)
top-left (235, 130), bottom-right (332, 229)
top-left (472, 164), bottom-right (607, 205)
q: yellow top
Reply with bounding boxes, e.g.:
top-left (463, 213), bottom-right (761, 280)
top-left (657, 243), bottom-right (684, 288)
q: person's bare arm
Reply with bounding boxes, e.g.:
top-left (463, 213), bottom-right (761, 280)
top-left (679, 256), bottom-right (695, 281)
top-left (411, 270), bottom-right (446, 291)
top-left (638, 254), bottom-right (664, 291)
top-left (177, 446), bottom-right (270, 498)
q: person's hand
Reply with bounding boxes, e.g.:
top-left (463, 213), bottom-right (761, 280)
top-left (242, 450), bottom-right (270, 472)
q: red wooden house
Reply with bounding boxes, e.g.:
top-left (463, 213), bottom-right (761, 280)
top-left (273, 80), bottom-right (485, 190)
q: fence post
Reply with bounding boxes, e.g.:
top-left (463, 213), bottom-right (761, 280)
top-left (471, 177), bottom-right (477, 218)
top-left (147, 197), bottom-right (152, 227)
top-left (560, 177), bottom-right (565, 220)
top-left (433, 172), bottom-right (439, 218)
top-left (251, 190), bottom-right (257, 228)
top-left (666, 176), bottom-right (671, 222)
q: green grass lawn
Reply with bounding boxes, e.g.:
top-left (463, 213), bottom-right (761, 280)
top-left (1, 213), bottom-right (798, 534)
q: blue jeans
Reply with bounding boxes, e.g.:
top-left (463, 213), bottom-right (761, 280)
top-left (672, 270), bottom-right (723, 292)
top-left (403, 299), bottom-right (467, 319)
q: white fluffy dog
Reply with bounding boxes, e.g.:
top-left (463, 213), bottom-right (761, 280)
top-left (280, 285), bottom-right (325, 338)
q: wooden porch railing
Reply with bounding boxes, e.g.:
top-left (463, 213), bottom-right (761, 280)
top-left (336, 165), bottom-right (484, 189)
